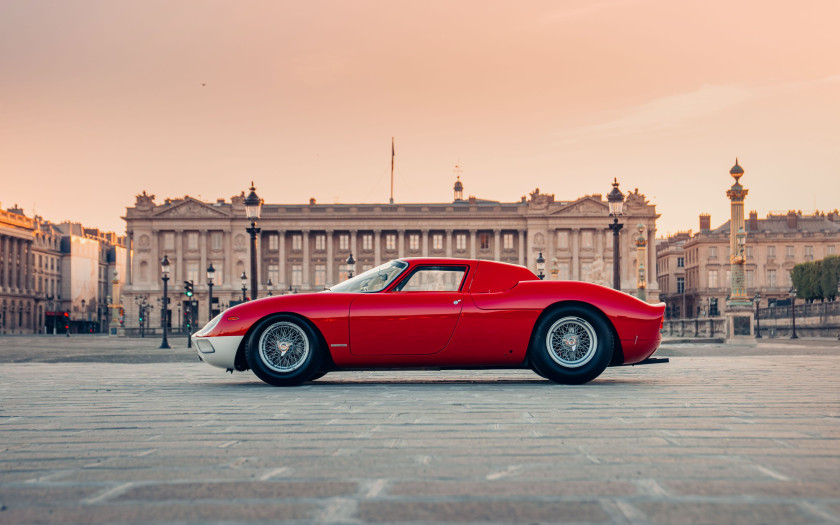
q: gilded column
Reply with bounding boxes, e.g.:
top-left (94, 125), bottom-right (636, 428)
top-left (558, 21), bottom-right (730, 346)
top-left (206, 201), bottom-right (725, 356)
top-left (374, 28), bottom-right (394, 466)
top-left (727, 159), bottom-right (750, 306)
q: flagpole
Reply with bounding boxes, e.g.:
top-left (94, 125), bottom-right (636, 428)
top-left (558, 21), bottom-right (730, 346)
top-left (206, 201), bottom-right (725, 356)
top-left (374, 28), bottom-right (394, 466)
top-left (390, 137), bottom-right (395, 205)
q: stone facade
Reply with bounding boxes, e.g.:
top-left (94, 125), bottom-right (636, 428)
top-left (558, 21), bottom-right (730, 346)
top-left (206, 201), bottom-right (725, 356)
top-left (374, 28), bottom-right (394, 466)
top-left (122, 183), bottom-right (660, 329)
top-left (0, 205), bottom-right (125, 334)
top-left (657, 210), bottom-right (840, 319)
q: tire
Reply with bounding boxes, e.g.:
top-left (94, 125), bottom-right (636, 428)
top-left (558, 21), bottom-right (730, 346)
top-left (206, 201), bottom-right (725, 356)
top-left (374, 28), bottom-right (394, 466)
top-left (529, 305), bottom-right (613, 385)
top-left (308, 371), bottom-right (328, 381)
top-left (245, 315), bottom-right (323, 386)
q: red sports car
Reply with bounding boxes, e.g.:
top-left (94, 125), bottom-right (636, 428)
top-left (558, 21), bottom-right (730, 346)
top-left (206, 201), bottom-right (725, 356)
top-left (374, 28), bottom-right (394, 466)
top-left (192, 258), bottom-right (666, 386)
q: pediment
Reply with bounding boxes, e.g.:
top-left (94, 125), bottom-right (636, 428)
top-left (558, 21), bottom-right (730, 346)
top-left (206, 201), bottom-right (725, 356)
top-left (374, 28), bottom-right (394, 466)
top-left (153, 198), bottom-right (230, 219)
top-left (551, 197), bottom-right (608, 217)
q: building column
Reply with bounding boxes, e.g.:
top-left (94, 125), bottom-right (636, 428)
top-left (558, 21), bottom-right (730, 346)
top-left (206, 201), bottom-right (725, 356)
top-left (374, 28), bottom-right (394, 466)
top-left (278, 231), bottom-right (286, 289)
top-left (445, 230), bottom-right (453, 258)
top-left (11, 238), bottom-right (19, 291)
top-left (421, 230), bottom-right (429, 257)
top-left (199, 231), bottom-right (207, 286)
top-left (572, 228), bottom-right (580, 280)
top-left (350, 231), bottom-right (358, 259)
top-left (2, 235), bottom-right (9, 290)
top-left (374, 230), bottom-right (382, 266)
top-left (494, 229), bottom-right (501, 261)
top-left (326, 229), bottom-right (334, 286)
top-left (398, 230), bottom-right (405, 259)
top-left (24, 241), bottom-right (32, 293)
top-left (647, 228), bottom-right (656, 290)
top-left (518, 230), bottom-right (525, 266)
top-left (224, 231), bottom-right (233, 292)
top-left (470, 230), bottom-right (477, 259)
top-left (125, 231), bottom-right (133, 286)
top-left (174, 231), bottom-right (183, 285)
top-left (302, 230), bottom-right (310, 290)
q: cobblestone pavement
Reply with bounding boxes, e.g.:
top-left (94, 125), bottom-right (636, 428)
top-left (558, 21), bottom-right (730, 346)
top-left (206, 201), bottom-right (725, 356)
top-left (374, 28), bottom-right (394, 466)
top-left (0, 336), bottom-right (839, 524)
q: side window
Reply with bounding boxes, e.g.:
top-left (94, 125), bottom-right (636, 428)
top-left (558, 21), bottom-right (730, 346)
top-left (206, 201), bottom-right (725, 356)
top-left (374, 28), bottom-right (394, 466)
top-left (396, 266), bottom-right (467, 292)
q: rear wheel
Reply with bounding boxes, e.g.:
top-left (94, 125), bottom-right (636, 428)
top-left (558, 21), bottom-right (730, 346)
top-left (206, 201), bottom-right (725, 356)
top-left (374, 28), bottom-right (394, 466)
top-left (530, 306), bottom-right (613, 385)
top-left (246, 315), bottom-right (322, 386)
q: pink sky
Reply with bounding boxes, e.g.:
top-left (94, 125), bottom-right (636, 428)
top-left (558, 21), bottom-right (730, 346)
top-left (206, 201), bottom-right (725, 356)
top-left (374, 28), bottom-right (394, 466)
top-left (1, 0), bottom-right (838, 236)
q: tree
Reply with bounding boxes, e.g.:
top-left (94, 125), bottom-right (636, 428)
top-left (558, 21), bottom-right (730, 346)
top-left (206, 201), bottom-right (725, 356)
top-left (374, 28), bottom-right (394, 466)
top-left (819, 256), bottom-right (840, 301)
top-left (791, 256), bottom-right (840, 302)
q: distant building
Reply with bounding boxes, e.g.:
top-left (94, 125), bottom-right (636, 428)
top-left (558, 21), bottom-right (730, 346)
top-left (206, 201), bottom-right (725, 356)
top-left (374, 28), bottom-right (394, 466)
top-left (657, 211), bottom-right (840, 319)
top-left (0, 204), bottom-right (125, 334)
top-left (122, 179), bottom-right (660, 329)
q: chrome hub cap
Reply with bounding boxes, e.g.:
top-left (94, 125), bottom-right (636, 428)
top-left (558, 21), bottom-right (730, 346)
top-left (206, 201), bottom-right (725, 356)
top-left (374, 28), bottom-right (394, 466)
top-left (546, 316), bottom-right (597, 368)
top-left (259, 322), bottom-right (309, 373)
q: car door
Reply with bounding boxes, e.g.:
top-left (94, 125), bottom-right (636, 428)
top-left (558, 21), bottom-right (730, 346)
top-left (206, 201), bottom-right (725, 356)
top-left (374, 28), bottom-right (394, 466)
top-left (349, 264), bottom-right (468, 355)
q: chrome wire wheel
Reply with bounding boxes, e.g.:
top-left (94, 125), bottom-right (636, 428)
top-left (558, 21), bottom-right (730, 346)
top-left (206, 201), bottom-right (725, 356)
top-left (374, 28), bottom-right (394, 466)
top-left (258, 321), bottom-right (310, 373)
top-left (546, 316), bottom-right (598, 368)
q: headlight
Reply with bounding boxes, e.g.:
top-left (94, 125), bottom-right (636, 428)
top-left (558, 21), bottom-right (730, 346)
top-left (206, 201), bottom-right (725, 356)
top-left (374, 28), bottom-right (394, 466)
top-left (195, 313), bottom-right (223, 336)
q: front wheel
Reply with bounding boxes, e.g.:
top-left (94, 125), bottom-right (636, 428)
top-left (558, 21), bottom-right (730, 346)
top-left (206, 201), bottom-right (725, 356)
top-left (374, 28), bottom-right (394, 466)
top-left (246, 315), bottom-right (323, 386)
top-left (530, 306), bottom-right (613, 385)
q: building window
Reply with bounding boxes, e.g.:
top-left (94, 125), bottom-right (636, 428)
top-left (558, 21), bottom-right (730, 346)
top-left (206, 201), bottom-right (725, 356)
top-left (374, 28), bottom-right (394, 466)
top-left (677, 277), bottom-right (685, 294)
top-left (805, 245), bottom-right (813, 259)
top-left (708, 270), bottom-right (718, 289)
top-left (581, 231), bottom-right (593, 249)
top-left (362, 234), bottom-right (373, 251)
top-left (291, 264), bottom-right (302, 286)
top-left (314, 234), bottom-right (326, 251)
top-left (767, 269), bottom-right (776, 288)
top-left (677, 257), bottom-right (685, 268)
top-left (211, 232), bottom-right (223, 250)
top-left (455, 234), bottom-right (467, 251)
top-left (292, 234), bottom-right (302, 251)
top-left (503, 233), bottom-right (514, 250)
top-left (828, 245), bottom-right (836, 255)
top-left (432, 234), bottom-right (443, 250)
top-left (479, 233), bottom-right (489, 250)
top-left (557, 231), bottom-right (569, 250)
top-left (409, 234), bottom-right (419, 251)
top-left (314, 264), bottom-right (326, 287)
top-left (746, 246), bottom-right (754, 258)
top-left (786, 245), bottom-right (794, 258)
top-left (268, 234), bottom-right (279, 250)
top-left (339, 234), bottom-right (349, 251)
top-left (709, 246), bottom-right (717, 259)
top-left (187, 232), bottom-right (198, 250)
top-left (213, 263), bottom-right (224, 285)
top-left (385, 234), bottom-right (396, 251)
top-left (163, 232), bottom-right (175, 251)
top-left (186, 262), bottom-right (199, 284)
top-left (268, 264), bottom-right (279, 286)
top-left (767, 246), bottom-right (775, 258)
top-left (559, 262), bottom-right (570, 281)
top-left (746, 269), bottom-right (754, 288)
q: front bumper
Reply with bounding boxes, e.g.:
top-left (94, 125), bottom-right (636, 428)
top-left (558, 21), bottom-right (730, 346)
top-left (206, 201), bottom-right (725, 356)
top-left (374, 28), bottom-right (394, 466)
top-left (192, 335), bottom-right (244, 369)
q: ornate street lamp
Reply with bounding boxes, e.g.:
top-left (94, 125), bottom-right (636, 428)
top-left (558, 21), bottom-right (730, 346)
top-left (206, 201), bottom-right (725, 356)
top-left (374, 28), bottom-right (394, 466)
top-left (159, 255), bottom-right (171, 349)
top-left (346, 253), bottom-right (356, 279)
top-left (244, 182), bottom-right (262, 302)
top-left (536, 251), bottom-right (546, 280)
top-left (789, 286), bottom-right (798, 339)
top-left (754, 292), bottom-right (762, 339)
top-left (266, 278), bottom-right (274, 296)
top-left (607, 178), bottom-right (625, 290)
top-left (206, 263), bottom-right (215, 321)
top-left (241, 272), bottom-right (248, 302)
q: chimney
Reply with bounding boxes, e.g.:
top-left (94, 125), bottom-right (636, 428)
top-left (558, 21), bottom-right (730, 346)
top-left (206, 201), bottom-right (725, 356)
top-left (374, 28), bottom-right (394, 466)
top-left (699, 214), bottom-right (711, 232)
top-left (309, 197), bottom-right (316, 205)
top-left (748, 211), bottom-right (758, 232)
top-left (786, 210), bottom-right (798, 230)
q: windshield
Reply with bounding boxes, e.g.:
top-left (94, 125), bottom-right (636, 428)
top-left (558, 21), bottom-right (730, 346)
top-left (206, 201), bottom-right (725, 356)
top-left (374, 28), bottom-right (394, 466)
top-left (329, 260), bottom-right (409, 293)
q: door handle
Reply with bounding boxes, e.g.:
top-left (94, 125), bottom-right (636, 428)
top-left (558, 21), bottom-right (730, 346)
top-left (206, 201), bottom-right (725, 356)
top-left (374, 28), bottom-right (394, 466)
top-left (453, 299), bottom-right (461, 305)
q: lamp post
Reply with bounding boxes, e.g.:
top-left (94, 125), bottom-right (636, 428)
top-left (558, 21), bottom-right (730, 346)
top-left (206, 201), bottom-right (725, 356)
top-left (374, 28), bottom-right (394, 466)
top-left (159, 255), bottom-right (171, 349)
top-left (754, 292), bottom-right (762, 339)
top-left (244, 182), bottom-right (262, 302)
top-left (789, 287), bottom-right (798, 339)
top-left (206, 263), bottom-right (215, 322)
top-left (536, 251), bottom-right (545, 280)
top-left (607, 178), bottom-right (625, 290)
top-left (346, 253), bottom-right (356, 279)
top-left (267, 278), bottom-right (274, 296)
top-left (241, 272), bottom-right (248, 302)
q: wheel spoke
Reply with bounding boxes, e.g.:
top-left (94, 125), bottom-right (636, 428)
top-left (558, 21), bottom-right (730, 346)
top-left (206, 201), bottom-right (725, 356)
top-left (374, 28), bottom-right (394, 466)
top-left (545, 316), bottom-right (598, 368)
top-left (258, 321), bottom-right (310, 373)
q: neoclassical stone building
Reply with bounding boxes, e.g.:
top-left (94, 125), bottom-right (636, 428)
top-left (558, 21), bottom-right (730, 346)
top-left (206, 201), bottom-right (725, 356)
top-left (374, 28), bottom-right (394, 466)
top-left (122, 180), bottom-right (660, 329)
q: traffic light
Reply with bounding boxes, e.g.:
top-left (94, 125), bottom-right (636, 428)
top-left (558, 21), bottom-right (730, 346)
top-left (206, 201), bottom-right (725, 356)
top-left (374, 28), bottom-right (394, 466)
top-left (184, 280), bottom-right (194, 297)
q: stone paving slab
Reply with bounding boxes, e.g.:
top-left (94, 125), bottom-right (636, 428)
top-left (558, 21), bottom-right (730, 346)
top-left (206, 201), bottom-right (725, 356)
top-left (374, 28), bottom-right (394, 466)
top-left (0, 336), bottom-right (839, 524)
